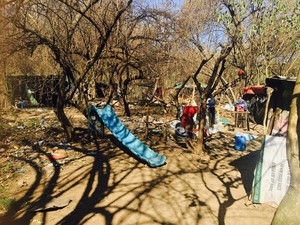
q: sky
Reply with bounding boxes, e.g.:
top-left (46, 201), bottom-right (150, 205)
top-left (141, 0), bottom-right (184, 10)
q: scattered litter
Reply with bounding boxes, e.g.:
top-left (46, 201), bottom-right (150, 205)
top-left (220, 118), bottom-right (230, 126)
top-left (235, 132), bottom-right (256, 141)
top-left (222, 104), bottom-right (234, 111)
top-left (176, 126), bottom-right (190, 137)
top-left (46, 153), bottom-right (67, 160)
top-left (86, 151), bottom-right (97, 155)
top-left (168, 120), bottom-right (181, 130)
top-left (31, 219), bottom-right (42, 224)
top-left (38, 140), bottom-right (45, 146)
top-left (39, 116), bottom-right (46, 126)
top-left (18, 180), bottom-right (28, 188)
top-left (207, 124), bottom-right (221, 135)
top-left (41, 164), bottom-right (55, 175)
top-left (29, 153), bottom-right (39, 159)
top-left (16, 169), bottom-right (26, 173)
top-left (2, 139), bottom-right (10, 144)
top-left (30, 198), bottom-right (72, 212)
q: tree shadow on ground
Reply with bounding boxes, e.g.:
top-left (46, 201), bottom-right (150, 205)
top-left (230, 150), bottom-right (261, 196)
top-left (200, 132), bottom-right (263, 225)
top-left (0, 124), bottom-right (170, 225)
top-left (0, 131), bottom-right (116, 225)
top-left (0, 113), bottom-right (266, 225)
top-left (57, 138), bottom-right (114, 225)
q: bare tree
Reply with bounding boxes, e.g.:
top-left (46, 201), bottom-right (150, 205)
top-left (169, 0), bottom-right (248, 154)
top-left (0, 5), bottom-right (9, 110)
top-left (4, 0), bottom-right (133, 140)
top-left (105, 3), bottom-right (178, 116)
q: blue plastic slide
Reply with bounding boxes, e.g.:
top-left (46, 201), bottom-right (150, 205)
top-left (88, 104), bottom-right (166, 167)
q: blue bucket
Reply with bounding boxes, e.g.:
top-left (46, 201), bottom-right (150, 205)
top-left (235, 136), bottom-right (246, 151)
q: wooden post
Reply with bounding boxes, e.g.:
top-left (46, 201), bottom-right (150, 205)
top-left (162, 106), bottom-right (167, 143)
top-left (263, 87), bottom-right (274, 135)
top-left (144, 106), bottom-right (149, 138)
top-left (191, 85), bottom-right (195, 100)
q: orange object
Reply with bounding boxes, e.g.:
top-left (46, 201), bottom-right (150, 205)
top-left (46, 153), bottom-right (66, 160)
top-left (238, 69), bottom-right (244, 76)
top-left (242, 86), bottom-right (265, 95)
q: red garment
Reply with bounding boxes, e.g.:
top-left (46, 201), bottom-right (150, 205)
top-left (180, 106), bottom-right (199, 127)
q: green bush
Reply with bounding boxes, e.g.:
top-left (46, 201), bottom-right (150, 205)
top-left (0, 197), bottom-right (16, 211)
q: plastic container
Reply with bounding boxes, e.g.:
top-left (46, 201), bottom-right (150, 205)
top-left (235, 135), bottom-right (246, 151)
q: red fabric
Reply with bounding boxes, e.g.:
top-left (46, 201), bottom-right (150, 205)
top-left (242, 86), bottom-right (265, 95)
top-left (180, 106), bottom-right (199, 127)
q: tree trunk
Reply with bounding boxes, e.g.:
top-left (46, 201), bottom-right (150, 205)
top-left (0, 62), bottom-right (9, 110)
top-left (122, 68), bottom-right (131, 117)
top-left (0, 94), bottom-right (9, 111)
top-left (271, 73), bottom-right (300, 225)
top-left (54, 95), bottom-right (75, 141)
top-left (162, 106), bottom-right (167, 143)
top-left (54, 76), bottom-right (75, 141)
top-left (263, 87), bottom-right (274, 135)
top-left (220, 77), bottom-right (236, 103)
top-left (144, 106), bottom-right (149, 138)
top-left (123, 95), bottom-right (131, 117)
top-left (195, 99), bottom-right (207, 155)
top-left (272, 186), bottom-right (300, 225)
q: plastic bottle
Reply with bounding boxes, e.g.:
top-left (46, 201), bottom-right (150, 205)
top-left (234, 135), bottom-right (246, 151)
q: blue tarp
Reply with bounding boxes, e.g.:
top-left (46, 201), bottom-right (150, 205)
top-left (88, 104), bottom-right (166, 167)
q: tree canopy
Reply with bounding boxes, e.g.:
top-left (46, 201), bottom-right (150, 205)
top-left (1, 0), bottom-right (299, 139)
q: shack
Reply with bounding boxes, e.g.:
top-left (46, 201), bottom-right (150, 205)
top-left (7, 75), bottom-right (58, 107)
top-left (243, 76), bottom-right (296, 135)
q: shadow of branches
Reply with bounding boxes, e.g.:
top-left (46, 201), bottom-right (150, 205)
top-left (0, 113), bottom-right (268, 225)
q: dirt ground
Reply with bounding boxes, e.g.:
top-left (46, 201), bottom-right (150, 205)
top-left (0, 105), bottom-right (277, 225)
